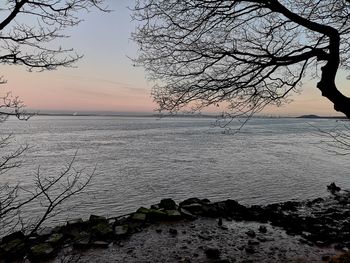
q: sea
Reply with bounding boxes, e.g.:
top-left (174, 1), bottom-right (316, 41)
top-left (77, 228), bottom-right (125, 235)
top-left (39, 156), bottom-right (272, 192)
top-left (0, 116), bottom-right (349, 225)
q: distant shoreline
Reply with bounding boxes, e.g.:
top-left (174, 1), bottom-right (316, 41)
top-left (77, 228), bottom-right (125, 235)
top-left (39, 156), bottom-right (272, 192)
top-left (32, 113), bottom-right (347, 119)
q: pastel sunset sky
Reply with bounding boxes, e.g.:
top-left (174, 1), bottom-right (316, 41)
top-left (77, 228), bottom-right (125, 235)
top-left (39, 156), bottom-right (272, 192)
top-left (1, 0), bottom-right (349, 116)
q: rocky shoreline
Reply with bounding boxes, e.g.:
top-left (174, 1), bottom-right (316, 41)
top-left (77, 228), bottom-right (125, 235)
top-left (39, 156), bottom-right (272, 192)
top-left (1, 184), bottom-right (350, 262)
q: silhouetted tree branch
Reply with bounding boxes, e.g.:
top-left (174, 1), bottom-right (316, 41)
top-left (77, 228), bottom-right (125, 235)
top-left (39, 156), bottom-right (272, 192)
top-left (312, 121), bottom-right (350, 155)
top-left (133, 0), bottom-right (350, 118)
top-left (0, 145), bottom-right (94, 237)
top-left (0, 0), bottom-right (106, 237)
top-left (0, 0), bottom-right (108, 74)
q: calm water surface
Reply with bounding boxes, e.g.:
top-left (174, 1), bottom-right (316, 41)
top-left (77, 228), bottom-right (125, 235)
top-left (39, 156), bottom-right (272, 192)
top-left (1, 116), bottom-right (349, 223)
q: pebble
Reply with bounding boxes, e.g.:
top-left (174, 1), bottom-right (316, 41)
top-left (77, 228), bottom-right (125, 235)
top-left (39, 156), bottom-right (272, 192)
top-left (205, 247), bottom-right (221, 259)
top-left (246, 230), bottom-right (256, 238)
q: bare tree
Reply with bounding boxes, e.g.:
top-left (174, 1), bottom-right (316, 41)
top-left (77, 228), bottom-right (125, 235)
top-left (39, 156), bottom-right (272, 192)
top-left (132, 0), bottom-right (350, 118)
top-left (0, 146), bottom-right (94, 237)
top-left (0, 0), bottom-right (106, 237)
top-left (0, 0), bottom-right (107, 74)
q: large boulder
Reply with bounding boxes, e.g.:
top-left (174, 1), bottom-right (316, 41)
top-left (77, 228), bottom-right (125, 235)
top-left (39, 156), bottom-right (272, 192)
top-left (91, 223), bottom-right (113, 239)
top-left (114, 225), bottom-right (129, 236)
top-left (29, 243), bottom-right (55, 260)
top-left (179, 198), bottom-right (210, 207)
top-left (159, 198), bottom-right (177, 210)
top-left (89, 215), bottom-right (108, 225)
top-left (0, 231), bottom-right (26, 260)
top-left (45, 233), bottom-right (65, 245)
top-left (2, 231), bottom-right (25, 243)
top-left (130, 212), bottom-right (147, 222)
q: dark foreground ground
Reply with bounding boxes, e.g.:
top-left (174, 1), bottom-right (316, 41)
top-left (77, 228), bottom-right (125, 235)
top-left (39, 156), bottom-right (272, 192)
top-left (2, 185), bottom-right (350, 262)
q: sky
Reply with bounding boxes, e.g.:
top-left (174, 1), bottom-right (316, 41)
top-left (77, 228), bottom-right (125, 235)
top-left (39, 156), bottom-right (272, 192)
top-left (1, 0), bottom-right (349, 116)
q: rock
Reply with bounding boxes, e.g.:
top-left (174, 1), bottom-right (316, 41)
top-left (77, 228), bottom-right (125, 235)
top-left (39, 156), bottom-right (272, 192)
top-left (219, 225), bottom-right (228, 230)
top-left (198, 234), bottom-right (212, 241)
top-left (281, 201), bottom-right (299, 211)
top-left (91, 241), bottom-right (110, 248)
top-left (89, 215), bottom-right (108, 225)
top-left (148, 209), bottom-right (168, 221)
top-left (73, 237), bottom-right (91, 249)
top-left (257, 237), bottom-right (268, 242)
top-left (37, 227), bottom-right (54, 237)
top-left (2, 231), bottom-right (25, 243)
top-left (224, 199), bottom-right (247, 214)
top-left (180, 203), bottom-right (205, 215)
top-left (218, 218), bottom-right (223, 226)
top-left (179, 208), bottom-right (197, 220)
top-left (248, 240), bottom-right (260, 246)
top-left (136, 207), bottom-right (150, 214)
top-left (114, 225), bottom-right (129, 236)
top-left (245, 246), bottom-right (255, 254)
top-left (165, 209), bottom-right (182, 220)
top-left (91, 223), bottom-right (113, 238)
top-left (306, 197), bottom-right (324, 206)
top-left (159, 198), bottom-right (177, 210)
top-left (205, 247), bottom-right (220, 259)
top-left (67, 218), bottom-right (84, 226)
top-left (246, 230), bottom-right (256, 238)
top-left (169, 228), bottom-right (178, 235)
top-left (258, 225), bottom-right (267, 233)
top-left (179, 198), bottom-right (202, 207)
top-left (334, 243), bottom-right (345, 250)
top-left (201, 198), bottom-right (211, 204)
top-left (327, 182), bottom-right (341, 193)
top-left (150, 204), bottom-right (160, 210)
top-left (46, 233), bottom-right (64, 244)
top-left (130, 212), bottom-right (147, 222)
top-left (30, 243), bottom-right (55, 259)
top-left (0, 238), bottom-right (25, 254)
top-left (321, 255), bottom-right (330, 261)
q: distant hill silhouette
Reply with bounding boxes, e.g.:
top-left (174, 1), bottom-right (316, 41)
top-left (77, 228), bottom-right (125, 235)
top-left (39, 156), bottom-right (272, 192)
top-left (297, 114), bottom-right (346, 119)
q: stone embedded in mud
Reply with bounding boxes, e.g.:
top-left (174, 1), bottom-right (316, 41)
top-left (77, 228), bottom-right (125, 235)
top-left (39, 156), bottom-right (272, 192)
top-left (259, 225), bottom-right (267, 233)
top-left (159, 198), bottom-right (177, 210)
top-left (245, 246), bottom-right (255, 254)
top-left (246, 230), bottom-right (256, 238)
top-left (248, 240), bottom-right (260, 246)
top-left (169, 228), bottom-right (178, 235)
top-left (30, 243), bottom-right (55, 259)
top-left (205, 247), bottom-right (221, 259)
top-left (114, 225), bottom-right (129, 236)
top-left (91, 241), bottom-right (110, 248)
top-left (73, 237), bottom-right (91, 249)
